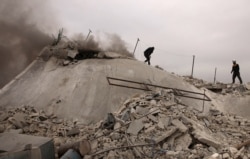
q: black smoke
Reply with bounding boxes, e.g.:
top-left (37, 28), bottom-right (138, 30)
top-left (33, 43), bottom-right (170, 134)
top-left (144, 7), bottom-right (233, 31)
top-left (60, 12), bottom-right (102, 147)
top-left (0, 1), bottom-right (133, 88)
top-left (0, 0), bottom-right (52, 88)
top-left (72, 32), bottom-right (133, 57)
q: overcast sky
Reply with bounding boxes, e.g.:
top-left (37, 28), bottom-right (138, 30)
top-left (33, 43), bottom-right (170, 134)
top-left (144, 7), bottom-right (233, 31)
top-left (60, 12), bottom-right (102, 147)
top-left (48, 0), bottom-right (250, 83)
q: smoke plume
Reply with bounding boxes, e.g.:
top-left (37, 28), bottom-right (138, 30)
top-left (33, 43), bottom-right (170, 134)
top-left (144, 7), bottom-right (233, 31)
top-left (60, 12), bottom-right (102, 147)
top-left (0, 1), bottom-right (133, 88)
top-left (72, 32), bottom-right (133, 57)
top-left (0, 0), bottom-right (53, 88)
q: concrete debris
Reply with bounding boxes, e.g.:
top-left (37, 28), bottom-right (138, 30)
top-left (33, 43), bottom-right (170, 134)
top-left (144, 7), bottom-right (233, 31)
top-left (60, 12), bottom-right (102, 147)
top-left (0, 133), bottom-right (54, 159)
top-left (183, 76), bottom-right (250, 96)
top-left (67, 50), bottom-right (78, 59)
top-left (1, 90), bottom-right (250, 158)
top-left (126, 118), bottom-right (144, 135)
top-left (46, 41), bottom-right (134, 68)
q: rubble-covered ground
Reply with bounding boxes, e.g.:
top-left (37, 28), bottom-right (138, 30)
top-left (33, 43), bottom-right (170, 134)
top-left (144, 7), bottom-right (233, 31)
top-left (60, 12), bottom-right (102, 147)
top-left (182, 76), bottom-right (250, 96)
top-left (1, 88), bottom-right (250, 159)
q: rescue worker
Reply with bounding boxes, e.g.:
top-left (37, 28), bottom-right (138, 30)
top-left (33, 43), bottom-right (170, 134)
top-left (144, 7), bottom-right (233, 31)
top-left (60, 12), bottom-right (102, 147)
top-left (144, 47), bottom-right (155, 65)
top-left (231, 60), bottom-right (243, 84)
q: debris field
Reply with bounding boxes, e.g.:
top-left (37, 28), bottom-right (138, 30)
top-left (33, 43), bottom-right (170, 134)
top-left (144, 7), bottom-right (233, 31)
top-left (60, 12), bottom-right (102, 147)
top-left (1, 88), bottom-right (250, 159)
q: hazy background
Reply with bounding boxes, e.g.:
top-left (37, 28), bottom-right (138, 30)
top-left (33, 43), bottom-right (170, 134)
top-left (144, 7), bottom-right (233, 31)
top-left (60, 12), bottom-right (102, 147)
top-left (1, 0), bottom-right (250, 88)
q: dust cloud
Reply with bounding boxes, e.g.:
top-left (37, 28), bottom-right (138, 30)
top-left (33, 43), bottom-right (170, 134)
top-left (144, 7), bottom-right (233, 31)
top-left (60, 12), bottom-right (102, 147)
top-left (0, 1), bottom-right (132, 88)
top-left (72, 33), bottom-right (133, 57)
top-left (0, 0), bottom-right (53, 88)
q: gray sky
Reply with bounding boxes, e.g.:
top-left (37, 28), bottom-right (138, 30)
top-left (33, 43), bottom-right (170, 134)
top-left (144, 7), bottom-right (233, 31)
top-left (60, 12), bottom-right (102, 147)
top-left (49, 0), bottom-right (250, 83)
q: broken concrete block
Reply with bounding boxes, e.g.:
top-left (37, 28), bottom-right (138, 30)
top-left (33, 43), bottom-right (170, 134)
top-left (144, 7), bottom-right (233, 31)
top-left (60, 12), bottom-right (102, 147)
top-left (63, 60), bottom-right (70, 66)
top-left (113, 122), bottom-right (121, 130)
top-left (149, 107), bottom-right (161, 115)
top-left (52, 118), bottom-right (63, 124)
top-left (66, 127), bottom-right (80, 136)
top-left (203, 118), bottom-right (210, 127)
top-left (145, 125), bottom-right (156, 133)
top-left (157, 119), bottom-right (165, 129)
top-left (206, 153), bottom-right (220, 159)
top-left (0, 133), bottom-right (54, 159)
top-left (107, 150), bottom-right (118, 159)
top-left (193, 129), bottom-right (222, 149)
top-left (9, 113), bottom-right (28, 129)
top-left (166, 150), bottom-right (180, 156)
top-left (158, 116), bottom-right (170, 129)
top-left (171, 119), bottom-right (188, 133)
top-left (90, 140), bottom-right (98, 150)
top-left (127, 118), bottom-right (144, 135)
top-left (234, 146), bottom-right (245, 159)
top-left (175, 133), bottom-right (192, 151)
top-left (110, 132), bottom-right (120, 141)
top-left (150, 100), bottom-right (157, 105)
top-left (135, 106), bottom-right (149, 115)
top-left (39, 115), bottom-right (48, 121)
top-left (228, 147), bottom-right (238, 157)
top-left (154, 127), bottom-right (177, 144)
top-left (147, 114), bottom-right (158, 123)
top-left (67, 50), bottom-right (78, 59)
top-left (144, 122), bottom-right (152, 129)
top-left (208, 146), bottom-right (217, 153)
top-left (222, 153), bottom-right (230, 158)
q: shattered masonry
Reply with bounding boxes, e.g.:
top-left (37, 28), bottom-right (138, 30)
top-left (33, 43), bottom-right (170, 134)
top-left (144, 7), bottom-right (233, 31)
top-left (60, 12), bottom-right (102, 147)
top-left (1, 89), bottom-right (250, 158)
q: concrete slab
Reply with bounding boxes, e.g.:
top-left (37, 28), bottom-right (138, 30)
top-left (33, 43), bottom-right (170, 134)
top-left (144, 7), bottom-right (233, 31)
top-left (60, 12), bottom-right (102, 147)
top-left (171, 119), bottom-right (188, 133)
top-left (0, 133), bottom-right (54, 159)
top-left (0, 53), bottom-right (213, 124)
top-left (193, 130), bottom-right (222, 149)
top-left (127, 118), bottom-right (144, 135)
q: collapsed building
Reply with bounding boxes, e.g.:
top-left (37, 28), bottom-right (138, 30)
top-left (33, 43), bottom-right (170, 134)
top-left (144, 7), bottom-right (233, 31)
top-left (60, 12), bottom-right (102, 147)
top-left (0, 41), bottom-right (250, 158)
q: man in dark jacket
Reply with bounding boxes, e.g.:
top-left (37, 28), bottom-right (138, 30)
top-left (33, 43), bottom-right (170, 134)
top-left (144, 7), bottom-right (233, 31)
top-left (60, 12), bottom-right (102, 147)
top-left (144, 47), bottom-right (155, 65)
top-left (231, 60), bottom-right (243, 84)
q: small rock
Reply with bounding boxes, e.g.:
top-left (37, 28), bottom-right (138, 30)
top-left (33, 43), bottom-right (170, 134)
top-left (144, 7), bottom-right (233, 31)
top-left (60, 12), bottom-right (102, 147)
top-left (222, 153), bottom-right (230, 159)
top-left (63, 60), bottom-right (70, 66)
top-left (52, 118), bottom-right (63, 124)
top-left (127, 118), bottom-right (144, 135)
top-left (39, 115), bottom-right (48, 121)
top-left (66, 127), bottom-right (80, 136)
top-left (54, 137), bottom-right (62, 146)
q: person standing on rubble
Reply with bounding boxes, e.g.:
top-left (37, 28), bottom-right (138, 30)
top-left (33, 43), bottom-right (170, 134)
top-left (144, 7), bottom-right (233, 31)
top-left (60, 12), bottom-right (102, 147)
top-left (144, 47), bottom-right (155, 65)
top-left (231, 60), bottom-right (243, 84)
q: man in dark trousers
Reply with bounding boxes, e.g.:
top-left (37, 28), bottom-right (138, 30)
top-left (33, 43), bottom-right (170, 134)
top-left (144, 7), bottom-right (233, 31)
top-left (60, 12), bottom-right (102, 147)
top-left (231, 60), bottom-right (243, 84)
top-left (144, 47), bottom-right (155, 65)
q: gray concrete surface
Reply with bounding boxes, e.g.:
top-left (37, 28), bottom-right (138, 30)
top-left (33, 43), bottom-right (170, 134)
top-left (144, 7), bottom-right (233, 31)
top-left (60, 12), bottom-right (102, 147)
top-left (0, 48), bottom-right (215, 123)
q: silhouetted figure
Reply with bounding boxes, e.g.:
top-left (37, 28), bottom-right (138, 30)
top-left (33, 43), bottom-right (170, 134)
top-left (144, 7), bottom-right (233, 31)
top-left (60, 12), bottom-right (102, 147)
top-left (144, 47), bottom-right (155, 65)
top-left (231, 60), bottom-right (243, 84)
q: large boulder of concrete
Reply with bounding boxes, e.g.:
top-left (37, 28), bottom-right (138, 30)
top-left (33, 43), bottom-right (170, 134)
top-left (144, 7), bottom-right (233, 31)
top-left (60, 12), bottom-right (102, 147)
top-left (0, 47), bottom-right (210, 124)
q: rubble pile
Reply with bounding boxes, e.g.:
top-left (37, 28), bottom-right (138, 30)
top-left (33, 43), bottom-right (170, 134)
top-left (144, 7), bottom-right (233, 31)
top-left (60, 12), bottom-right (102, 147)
top-left (1, 89), bottom-right (250, 158)
top-left (183, 76), bottom-right (250, 96)
top-left (44, 41), bottom-right (134, 67)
